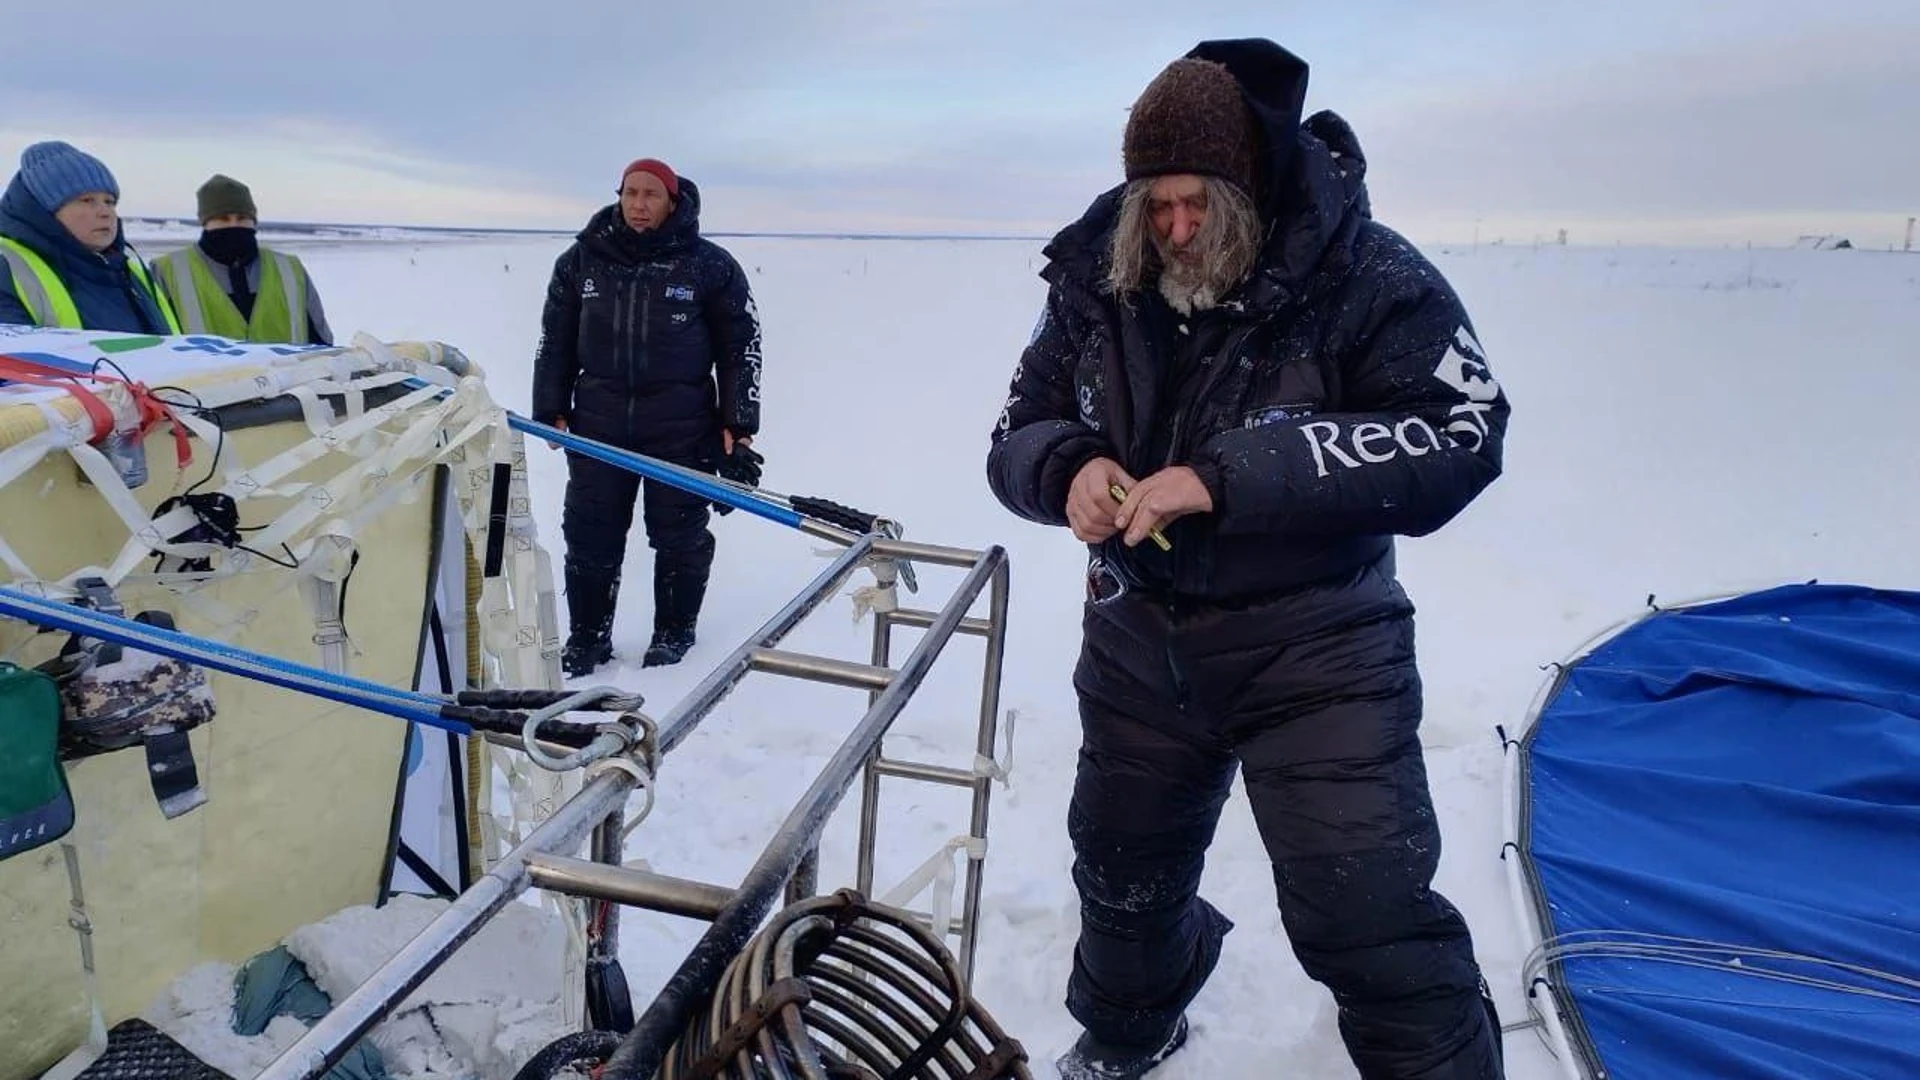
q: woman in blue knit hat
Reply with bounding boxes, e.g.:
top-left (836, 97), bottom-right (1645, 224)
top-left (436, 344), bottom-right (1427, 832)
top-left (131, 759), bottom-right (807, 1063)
top-left (0, 140), bottom-right (180, 333)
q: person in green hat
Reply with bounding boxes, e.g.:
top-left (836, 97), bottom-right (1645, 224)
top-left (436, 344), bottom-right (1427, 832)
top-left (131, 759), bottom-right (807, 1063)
top-left (151, 174), bottom-right (333, 345)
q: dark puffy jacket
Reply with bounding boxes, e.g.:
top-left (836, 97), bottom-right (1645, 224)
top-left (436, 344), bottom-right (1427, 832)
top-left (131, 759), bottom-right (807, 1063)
top-left (531, 176), bottom-right (762, 456)
top-left (987, 39), bottom-right (1510, 603)
top-left (0, 174), bottom-right (175, 333)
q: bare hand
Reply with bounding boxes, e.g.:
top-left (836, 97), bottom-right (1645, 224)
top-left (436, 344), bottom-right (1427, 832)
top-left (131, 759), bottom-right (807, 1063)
top-left (723, 429), bottom-right (752, 455)
top-left (545, 415), bottom-right (569, 450)
top-left (1114, 466), bottom-right (1213, 547)
top-left (1067, 457), bottom-right (1136, 543)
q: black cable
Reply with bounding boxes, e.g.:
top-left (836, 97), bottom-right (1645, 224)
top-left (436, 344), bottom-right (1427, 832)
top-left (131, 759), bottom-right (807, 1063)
top-left (144, 384), bottom-right (303, 571)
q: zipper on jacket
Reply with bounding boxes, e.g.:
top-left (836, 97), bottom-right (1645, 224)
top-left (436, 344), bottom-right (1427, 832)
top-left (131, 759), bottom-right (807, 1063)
top-left (618, 280), bottom-right (633, 436)
top-left (640, 287), bottom-right (652, 366)
top-left (634, 286), bottom-right (652, 439)
top-left (1160, 319), bottom-right (1259, 595)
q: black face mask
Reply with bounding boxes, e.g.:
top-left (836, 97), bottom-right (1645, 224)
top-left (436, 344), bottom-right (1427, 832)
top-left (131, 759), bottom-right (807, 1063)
top-left (198, 226), bottom-right (259, 266)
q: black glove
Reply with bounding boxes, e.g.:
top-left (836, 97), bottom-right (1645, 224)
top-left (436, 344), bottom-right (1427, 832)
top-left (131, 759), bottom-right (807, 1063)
top-left (719, 442), bottom-right (764, 488)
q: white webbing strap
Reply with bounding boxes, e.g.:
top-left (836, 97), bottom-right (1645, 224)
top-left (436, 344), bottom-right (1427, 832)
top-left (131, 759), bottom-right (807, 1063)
top-left (975, 707), bottom-right (1018, 787)
top-left (877, 835), bottom-right (988, 943)
top-left (0, 429), bottom-right (68, 581)
top-left (76, 379), bottom-right (455, 587)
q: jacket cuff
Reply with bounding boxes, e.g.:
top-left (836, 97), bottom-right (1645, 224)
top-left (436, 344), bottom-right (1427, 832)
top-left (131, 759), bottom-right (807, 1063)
top-left (1188, 457), bottom-right (1227, 517)
top-left (1050, 438), bottom-right (1112, 518)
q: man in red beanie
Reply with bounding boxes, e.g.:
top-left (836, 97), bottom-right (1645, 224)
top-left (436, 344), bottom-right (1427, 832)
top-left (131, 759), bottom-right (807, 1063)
top-left (533, 157), bottom-right (764, 674)
top-left (987, 40), bottom-right (1509, 1080)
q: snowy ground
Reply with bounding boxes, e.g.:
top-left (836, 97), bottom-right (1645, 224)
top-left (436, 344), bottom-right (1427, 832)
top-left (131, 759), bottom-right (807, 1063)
top-left (154, 228), bottom-right (1920, 1077)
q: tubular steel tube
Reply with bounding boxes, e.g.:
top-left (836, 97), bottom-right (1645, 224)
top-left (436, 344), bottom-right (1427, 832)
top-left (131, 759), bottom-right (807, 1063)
top-left (653, 534), bottom-right (877, 756)
top-left (870, 758), bottom-right (975, 788)
top-left (870, 536), bottom-right (984, 569)
top-left (255, 768), bottom-right (638, 1080)
top-left (748, 648), bottom-right (898, 691)
top-left (784, 845), bottom-right (820, 909)
top-left (886, 607), bottom-right (992, 637)
top-left (798, 518), bottom-right (862, 547)
top-left (586, 801), bottom-right (627, 1030)
top-left (599, 546), bottom-right (1007, 1080)
top-left (528, 855), bottom-right (736, 922)
top-left (856, 596), bottom-right (897, 898)
top-left (958, 558), bottom-right (1012, 986)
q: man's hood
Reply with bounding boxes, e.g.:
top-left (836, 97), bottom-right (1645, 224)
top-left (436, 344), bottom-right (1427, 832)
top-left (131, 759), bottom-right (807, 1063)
top-left (1185, 37), bottom-right (1310, 227)
top-left (1184, 38), bottom-right (1372, 292)
top-left (577, 174), bottom-right (703, 265)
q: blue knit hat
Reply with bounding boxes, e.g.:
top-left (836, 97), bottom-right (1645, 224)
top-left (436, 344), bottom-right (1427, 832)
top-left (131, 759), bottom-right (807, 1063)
top-left (17, 141), bottom-right (120, 213)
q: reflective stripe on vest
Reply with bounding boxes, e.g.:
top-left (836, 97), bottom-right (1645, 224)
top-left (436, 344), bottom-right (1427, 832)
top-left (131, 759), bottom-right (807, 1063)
top-left (126, 249), bottom-right (183, 335)
top-left (154, 244), bottom-right (308, 343)
top-left (0, 235), bottom-right (180, 333)
top-left (0, 236), bottom-right (82, 327)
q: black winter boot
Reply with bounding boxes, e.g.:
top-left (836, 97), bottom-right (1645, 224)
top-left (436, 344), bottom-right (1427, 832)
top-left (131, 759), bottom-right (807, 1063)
top-left (561, 559), bottom-right (620, 678)
top-left (641, 557), bottom-right (707, 667)
top-left (1056, 1014), bottom-right (1188, 1080)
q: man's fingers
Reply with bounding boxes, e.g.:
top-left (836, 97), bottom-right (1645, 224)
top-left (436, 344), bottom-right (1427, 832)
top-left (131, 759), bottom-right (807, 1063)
top-left (1069, 484), bottom-right (1122, 544)
top-left (1112, 475), bottom-right (1156, 528)
top-left (1114, 477), bottom-right (1183, 549)
top-left (1124, 495), bottom-right (1163, 547)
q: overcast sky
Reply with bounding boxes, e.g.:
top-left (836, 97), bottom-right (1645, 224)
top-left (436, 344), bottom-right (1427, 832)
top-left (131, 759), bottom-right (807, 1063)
top-left (2, 1), bottom-right (1915, 247)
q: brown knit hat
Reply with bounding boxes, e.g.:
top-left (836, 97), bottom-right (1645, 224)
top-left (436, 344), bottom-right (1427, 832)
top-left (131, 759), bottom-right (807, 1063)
top-left (196, 174), bottom-right (258, 223)
top-left (1122, 57), bottom-right (1259, 194)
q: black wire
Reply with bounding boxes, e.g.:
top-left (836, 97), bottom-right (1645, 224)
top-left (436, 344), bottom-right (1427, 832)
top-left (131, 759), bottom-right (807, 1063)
top-left (142, 384), bottom-right (301, 571)
top-left (236, 540), bottom-right (302, 569)
top-left (146, 384), bottom-right (223, 495)
top-left (89, 355), bottom-right (134, 383)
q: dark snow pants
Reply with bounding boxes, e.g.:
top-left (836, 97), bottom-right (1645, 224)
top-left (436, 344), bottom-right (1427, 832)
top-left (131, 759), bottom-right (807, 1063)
top-left (560, 433), bottom-right (716, 633)
top-left (1066, 562), bottom-right (1503, 1079)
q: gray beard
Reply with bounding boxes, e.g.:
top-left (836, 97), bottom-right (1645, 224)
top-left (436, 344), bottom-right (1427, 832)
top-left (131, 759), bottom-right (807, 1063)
top-left (1157, 266), bottom-right (1220, 315)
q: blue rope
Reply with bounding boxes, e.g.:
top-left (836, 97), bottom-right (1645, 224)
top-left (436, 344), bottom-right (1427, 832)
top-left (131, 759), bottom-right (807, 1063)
top-left (506, 414), bottom-right (804, 530)
top-left (0, 585), bottom-right (469, 735)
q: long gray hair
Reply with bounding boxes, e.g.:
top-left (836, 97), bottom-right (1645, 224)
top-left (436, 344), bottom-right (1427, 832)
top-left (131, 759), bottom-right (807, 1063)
top-left (1104, 175), bottom-right (1262, 312)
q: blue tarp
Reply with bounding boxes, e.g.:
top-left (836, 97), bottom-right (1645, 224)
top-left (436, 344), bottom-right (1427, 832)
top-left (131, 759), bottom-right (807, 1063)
top-left (1520, 582), bottom-right (1920, 1080)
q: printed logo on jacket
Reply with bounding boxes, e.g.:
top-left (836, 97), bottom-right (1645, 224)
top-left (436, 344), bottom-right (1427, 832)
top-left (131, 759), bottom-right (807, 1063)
top-left (1301, 326), bottom-right (1502, 477)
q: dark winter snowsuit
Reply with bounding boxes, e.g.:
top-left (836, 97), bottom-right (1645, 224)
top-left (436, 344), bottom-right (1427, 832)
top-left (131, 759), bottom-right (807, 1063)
top-left (531, 177), bottom-right (763, 660)
top-left (986, 40), bottom-right (1510, 1080)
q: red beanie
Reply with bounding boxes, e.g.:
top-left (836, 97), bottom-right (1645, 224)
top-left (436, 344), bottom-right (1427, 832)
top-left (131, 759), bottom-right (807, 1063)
top-left (621, 158), bottom-right (678, 197)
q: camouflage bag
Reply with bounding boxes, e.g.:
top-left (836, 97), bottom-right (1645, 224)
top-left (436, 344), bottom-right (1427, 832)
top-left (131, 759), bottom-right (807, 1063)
top-left (42, 584), bottom-right (217, 820)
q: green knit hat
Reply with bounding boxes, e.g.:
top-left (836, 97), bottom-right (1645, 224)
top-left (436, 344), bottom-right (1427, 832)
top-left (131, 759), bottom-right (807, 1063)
top-left (196, 174), bottom-right (258, 224)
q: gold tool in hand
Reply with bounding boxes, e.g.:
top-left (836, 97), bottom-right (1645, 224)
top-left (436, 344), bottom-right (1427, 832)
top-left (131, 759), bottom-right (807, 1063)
top-left (1109, 483), bottom-right (1172, 551)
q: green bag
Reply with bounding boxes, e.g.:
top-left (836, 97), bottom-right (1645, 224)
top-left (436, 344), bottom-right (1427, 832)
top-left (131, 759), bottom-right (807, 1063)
top-left (0, 660), bottom-right (75, 861)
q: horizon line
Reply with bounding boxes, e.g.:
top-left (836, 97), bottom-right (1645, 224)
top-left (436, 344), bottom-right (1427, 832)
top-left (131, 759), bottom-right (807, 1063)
top-left (119, 215), bottom-right (1917, 254)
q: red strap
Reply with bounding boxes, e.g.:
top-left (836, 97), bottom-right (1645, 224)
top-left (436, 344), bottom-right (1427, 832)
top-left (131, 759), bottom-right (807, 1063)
top-left (0, 354), bottom-right (194, 470)
top-left (0, 355), bottom-right (117, 439)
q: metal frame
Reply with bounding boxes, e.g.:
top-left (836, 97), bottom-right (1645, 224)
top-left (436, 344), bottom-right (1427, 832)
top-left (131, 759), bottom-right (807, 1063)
top-left (258, 530), bottom-right (1013, 1080)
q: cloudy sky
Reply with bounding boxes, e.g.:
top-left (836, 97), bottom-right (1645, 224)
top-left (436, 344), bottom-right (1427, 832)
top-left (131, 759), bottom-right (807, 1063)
top-left (3, 0), bottom-right (1915, 247)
